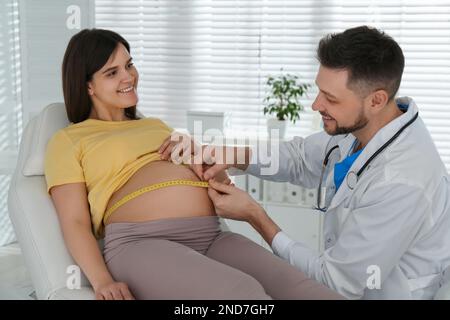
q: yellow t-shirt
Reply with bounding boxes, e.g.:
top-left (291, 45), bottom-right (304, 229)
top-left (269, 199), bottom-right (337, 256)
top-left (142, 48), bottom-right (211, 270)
top-left (44, 117), bottom-right (173, 239)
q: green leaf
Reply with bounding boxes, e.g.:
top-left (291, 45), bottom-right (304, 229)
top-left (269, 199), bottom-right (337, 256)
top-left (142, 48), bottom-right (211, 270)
top-left (263, 70), bottom-right (310, 124)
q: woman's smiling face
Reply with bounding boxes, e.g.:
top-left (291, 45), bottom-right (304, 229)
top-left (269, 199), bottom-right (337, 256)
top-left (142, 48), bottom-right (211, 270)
top-left (87, 42), bottom-right (139, 113)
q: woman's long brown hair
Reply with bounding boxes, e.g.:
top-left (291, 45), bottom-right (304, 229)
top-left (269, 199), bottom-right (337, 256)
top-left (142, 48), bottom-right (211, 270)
top-left (62, 29), bottom-right (139, 123)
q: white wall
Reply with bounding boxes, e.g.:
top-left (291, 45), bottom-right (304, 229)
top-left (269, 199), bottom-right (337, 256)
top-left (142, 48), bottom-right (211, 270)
top-left (19, 0), bottom-right (94, 125)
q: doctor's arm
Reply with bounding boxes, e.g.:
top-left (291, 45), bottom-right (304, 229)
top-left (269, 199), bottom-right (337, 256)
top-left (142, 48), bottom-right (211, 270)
top-left (243, 131), bottom-right (335, 188)
top-left (158, 132), bottom-right (250, 181)
top-left (159, 130), bottom-right (334, 188)
top-left (273, 183), bottom-right (429, 299)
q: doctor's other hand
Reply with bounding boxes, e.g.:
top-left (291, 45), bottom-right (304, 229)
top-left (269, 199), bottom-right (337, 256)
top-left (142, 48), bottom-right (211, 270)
top-left (202, 145), bottom-right (252, 181)
top-left (207, 178), bottom-right (262, 222)
top-left (94, 280), bottom-right (135, 300)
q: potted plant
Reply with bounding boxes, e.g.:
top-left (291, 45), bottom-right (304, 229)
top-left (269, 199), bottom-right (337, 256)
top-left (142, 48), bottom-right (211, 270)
top-left (263, 71), bottom-right (311, 139)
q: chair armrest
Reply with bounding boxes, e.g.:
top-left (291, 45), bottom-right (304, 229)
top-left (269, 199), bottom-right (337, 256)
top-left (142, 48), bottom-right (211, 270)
top-left (48, 286), bottom-right (95, 300)
top-left (434, 282), bottom-right (450, 300)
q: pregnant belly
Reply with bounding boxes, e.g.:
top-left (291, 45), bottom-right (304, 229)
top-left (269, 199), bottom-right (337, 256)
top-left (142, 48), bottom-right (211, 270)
top-left (104, 160), bottom-right (216, 225)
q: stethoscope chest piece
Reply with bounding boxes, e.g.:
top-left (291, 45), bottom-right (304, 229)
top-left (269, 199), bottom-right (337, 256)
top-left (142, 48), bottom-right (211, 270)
top-left (346, 171), bottom-right (358, 190)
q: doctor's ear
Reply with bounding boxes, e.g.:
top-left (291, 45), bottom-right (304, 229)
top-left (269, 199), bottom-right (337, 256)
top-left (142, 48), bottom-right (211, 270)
top-left (368, 89), bottom-right (389, 112)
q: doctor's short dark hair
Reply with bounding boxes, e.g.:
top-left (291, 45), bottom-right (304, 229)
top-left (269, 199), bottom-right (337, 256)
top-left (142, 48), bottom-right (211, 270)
top-left (62, 28), bottom-right (139, 123)
top-left (317, 25), bottom-right (404, 101)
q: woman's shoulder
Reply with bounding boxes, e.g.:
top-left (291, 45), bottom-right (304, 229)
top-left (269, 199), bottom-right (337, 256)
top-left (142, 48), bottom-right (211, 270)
top-left (49, 126), bottom-right (71, 141)
top-left (48, 122), bottom-right (89, 148)
top-left (138, 116), bottom-right (162, 123)
top-left (61, 119), bottom-right (104, 138)
top-left (46, 127), bottom-right (77, 151)
top-left (141, 117), bottom-right (173, 130)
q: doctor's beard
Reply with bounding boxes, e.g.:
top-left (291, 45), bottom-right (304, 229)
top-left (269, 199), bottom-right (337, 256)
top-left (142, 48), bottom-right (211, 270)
top-left (322, 107), bottom-right (369, 136)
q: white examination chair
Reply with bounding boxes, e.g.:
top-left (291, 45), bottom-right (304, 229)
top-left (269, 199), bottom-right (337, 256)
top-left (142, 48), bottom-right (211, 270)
top-left (8, 103), bottom-right (96, 299)
top-left (7, 102), bottom-right (232, 300)
top-left (8, 103), bottom-right (95, 299)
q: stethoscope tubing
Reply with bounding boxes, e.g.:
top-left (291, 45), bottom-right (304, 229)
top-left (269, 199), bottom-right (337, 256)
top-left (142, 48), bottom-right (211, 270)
top-left (315, 112), bottom-right (419, 212)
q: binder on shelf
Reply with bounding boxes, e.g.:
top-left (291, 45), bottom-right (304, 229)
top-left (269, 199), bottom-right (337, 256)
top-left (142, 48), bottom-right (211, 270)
top-left (267, 181), bottom-right (286, 203)
top-left (286, 184), bottom-right (303, 204)
top-left (303, 188), bottom-right (317, 207)
top-left (247, 175), bottom-right (262, 201)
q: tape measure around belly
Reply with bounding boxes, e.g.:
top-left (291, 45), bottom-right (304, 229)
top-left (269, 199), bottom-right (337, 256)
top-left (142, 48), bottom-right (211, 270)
top-left (104, 179), bottom-right (209, 222)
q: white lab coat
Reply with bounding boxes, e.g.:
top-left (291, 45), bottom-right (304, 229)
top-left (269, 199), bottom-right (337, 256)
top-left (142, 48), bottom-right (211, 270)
top-left (244, 97), bottom-right (450, 299)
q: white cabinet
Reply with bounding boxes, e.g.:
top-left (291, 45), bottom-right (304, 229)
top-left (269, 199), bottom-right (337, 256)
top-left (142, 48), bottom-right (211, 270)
top-left (247, 175), bottom-right (263, 201)
top-left (227, 176), bottom-right (323, 253)
top-left (263, 204), bottom-right (322, 252)
top-left (285, 183), bottom-right (302, 204)
top-left (265, 181), bottom-right (286, 202)
top-left (221, 219), bottom-right (262, 245)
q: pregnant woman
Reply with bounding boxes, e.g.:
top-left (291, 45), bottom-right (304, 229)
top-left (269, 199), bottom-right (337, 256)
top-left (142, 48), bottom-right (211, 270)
top-left (44, 28), bottom-right (343, 300)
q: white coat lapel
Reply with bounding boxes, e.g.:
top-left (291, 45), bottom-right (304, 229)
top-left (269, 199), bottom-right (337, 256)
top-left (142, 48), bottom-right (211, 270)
top-left (326, 135), bottom-right (358, 211)
top-left (326, 97), bottom-right (418, 212)
top-left (327, 133), bottom-right (391, 212)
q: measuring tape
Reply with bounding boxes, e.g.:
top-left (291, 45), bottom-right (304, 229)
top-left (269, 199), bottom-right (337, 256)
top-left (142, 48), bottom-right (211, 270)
top-left (104, 179), bottom-right (210, 221)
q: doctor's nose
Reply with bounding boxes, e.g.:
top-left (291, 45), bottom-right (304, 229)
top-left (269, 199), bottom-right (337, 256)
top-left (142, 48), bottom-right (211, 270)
top-left (312, 95), bottom-right (324, 112)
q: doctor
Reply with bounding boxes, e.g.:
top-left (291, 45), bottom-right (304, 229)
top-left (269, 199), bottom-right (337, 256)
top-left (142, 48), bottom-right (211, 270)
top-left (169, 26), bottom-right (450, 299)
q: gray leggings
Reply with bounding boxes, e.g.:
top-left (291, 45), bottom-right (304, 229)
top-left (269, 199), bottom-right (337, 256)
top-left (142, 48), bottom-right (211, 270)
top-left (103, 216), bottom-right (343, 300)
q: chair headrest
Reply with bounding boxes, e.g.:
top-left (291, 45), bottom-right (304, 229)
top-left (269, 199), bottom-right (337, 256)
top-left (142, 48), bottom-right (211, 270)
top-left (23, 103), bottom-right (69, 176)
top-left (22, 103), bottom-right (146, 176)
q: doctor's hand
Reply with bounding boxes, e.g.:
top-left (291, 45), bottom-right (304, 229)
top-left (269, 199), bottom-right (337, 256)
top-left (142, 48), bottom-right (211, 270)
top-left (201, 145), bottom-right (252, 181)
top-left (208, 179), bottom-right (282, 246)
top-left (207, 179), bottom-right (262, 222)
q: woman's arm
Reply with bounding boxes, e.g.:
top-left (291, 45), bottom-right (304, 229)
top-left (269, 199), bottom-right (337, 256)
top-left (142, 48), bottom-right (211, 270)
top-left (50, 183), bottom-right (134, 300)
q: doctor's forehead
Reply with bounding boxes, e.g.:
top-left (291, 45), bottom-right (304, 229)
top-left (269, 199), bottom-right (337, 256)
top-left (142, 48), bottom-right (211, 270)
top-left (315, 66), bottom-right (350, 95)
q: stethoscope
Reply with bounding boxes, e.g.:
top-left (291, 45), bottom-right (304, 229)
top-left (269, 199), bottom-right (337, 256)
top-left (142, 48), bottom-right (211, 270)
top-left (315, 112), bottom-right (419, 212)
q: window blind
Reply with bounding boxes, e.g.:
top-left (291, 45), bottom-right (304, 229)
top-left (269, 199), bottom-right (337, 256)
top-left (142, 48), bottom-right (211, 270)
top-left (0, 0), bottom-right (21, 246)
top-left (95, 0), bottom-right (450, 172)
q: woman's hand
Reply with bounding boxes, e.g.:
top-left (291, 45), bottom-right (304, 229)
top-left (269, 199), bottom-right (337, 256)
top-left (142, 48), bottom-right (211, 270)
top-left (158, 132), bottom-right (198, 162)
top-left (158, 132), bottom-right (204, 179)
top-left (207, 179), bottom-right (262, 222)
top-left (158, 134), bottom-right (249, 182)
top-left (94, 280), bottom-right (135, 300)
